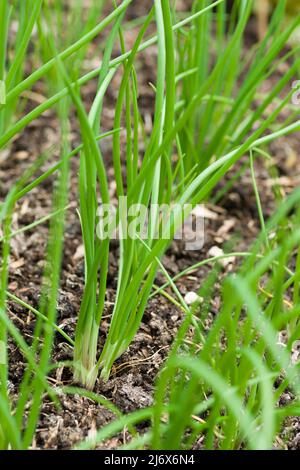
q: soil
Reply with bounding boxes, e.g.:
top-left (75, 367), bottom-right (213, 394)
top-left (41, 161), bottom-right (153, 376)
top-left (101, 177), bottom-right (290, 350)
top-left (0, 0), bottom-right (300, 450)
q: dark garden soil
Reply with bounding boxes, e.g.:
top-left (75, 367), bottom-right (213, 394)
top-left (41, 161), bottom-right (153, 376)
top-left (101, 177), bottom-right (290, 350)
top-left (0, 0), bottom-right (300, 450)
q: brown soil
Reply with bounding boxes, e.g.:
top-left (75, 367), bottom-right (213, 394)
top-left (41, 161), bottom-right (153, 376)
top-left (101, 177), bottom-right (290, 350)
top-left (0, 0), bottom-right (300, 450)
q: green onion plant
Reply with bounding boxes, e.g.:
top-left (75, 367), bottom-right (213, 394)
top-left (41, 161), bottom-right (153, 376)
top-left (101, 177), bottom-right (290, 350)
top-left (0, 0), bottom-right (300, 449)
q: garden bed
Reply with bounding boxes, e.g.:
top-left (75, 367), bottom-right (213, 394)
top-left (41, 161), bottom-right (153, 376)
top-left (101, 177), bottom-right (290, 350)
top-left (1, 0), bottom-right (300, 450)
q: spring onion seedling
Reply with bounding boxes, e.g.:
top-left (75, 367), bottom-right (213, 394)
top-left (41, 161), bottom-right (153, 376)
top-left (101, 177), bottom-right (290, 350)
top-left (0, 0), bottom-right (300, 450)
